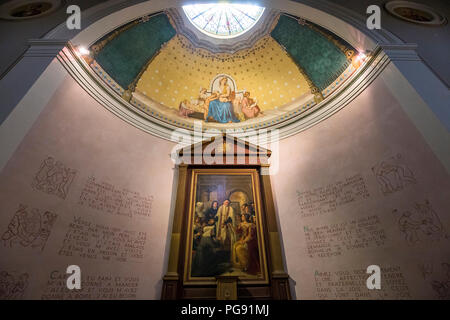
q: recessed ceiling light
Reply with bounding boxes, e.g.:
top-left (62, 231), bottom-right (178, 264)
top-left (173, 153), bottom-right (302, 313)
top-left (0, 0), bottom-right (61, 21)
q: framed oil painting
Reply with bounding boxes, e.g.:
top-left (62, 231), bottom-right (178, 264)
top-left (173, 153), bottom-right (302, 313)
top-left (183, 168), bottom-right (269, 285)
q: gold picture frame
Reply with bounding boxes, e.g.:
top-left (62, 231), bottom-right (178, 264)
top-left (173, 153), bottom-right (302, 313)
top-left (183, 168), bottom-right (269, 285)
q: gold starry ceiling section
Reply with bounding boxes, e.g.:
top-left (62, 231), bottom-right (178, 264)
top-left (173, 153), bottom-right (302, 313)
top-left (87, 11), bottom-right (362, 132)
top-left (135, 35), bottom-right (310, 111)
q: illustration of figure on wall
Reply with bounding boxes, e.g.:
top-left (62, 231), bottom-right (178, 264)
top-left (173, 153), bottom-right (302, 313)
top-left (0, 271), bottom-right (29, 300)
top-left (443, 263), bottom-right (450, 279)
top-left (179, 88), bottom-right (211, 119)
top-left (372, 154), bottom-right (416, 195)
top-left (205, 77), bottom-right (240, 123)
top-left (240, 91), bottom-right (261, 120)
top-left (428, 262), bottom-right (450, 300)
top-left (32, 156), bottom-right (77, 199)
top-left (418, 263), bottom-right (434, 279)
top-left (179, 75), bottom-right (263, 124)
top-left (431, 280), bottom-right (450, 300)
top-left (395, 200), bottom-right (444, 245)
top-left (1, 204), bottom-right (57, 251)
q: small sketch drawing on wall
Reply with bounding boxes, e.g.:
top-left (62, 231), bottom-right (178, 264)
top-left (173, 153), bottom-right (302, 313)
top-left (443, 263), bottom-right (450, 279)
top-left (32, 156), bottom-right (77, 199)
top-left (1, 204), bottom-right (57, 251)
top-left (432, 280), bottom-right (450, 300)
top-left (431, 263), bottom-right (450, 300)
top-left (418, 263), bottom-right (433, 279)
top-left (0, 271), bottom-right (29, 300)
top-left (372, 154), bottom-right (416, 195)
top-left (394, 200), bottom-right (444, 245)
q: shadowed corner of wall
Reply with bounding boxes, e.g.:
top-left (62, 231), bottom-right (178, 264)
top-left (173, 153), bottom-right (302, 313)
top-left (159, 163), bottom-right (180, 298)
top-left (288, 277), bottom-right (297, 299)
top-left (154, 278), bottom-right (164, 300)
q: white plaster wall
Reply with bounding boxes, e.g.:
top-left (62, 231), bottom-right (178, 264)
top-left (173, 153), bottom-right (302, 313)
top-left (272, 72), bottom-right (450, 299)
top-left (0, 0), bottom-right (449, 300)
top-left (0, 72), bottom-right (177, 299)
top-left (0, 60), bottom-right (448, 299)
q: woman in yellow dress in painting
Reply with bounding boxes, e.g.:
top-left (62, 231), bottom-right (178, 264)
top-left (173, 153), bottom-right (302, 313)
top-left (205, 77), bottom-right (240, 123)
top-left (233, 213), bottom-right (259, 273)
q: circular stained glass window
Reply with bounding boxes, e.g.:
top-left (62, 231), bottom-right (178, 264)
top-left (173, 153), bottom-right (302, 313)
top-left (182, 3), bottom-right (265, 39)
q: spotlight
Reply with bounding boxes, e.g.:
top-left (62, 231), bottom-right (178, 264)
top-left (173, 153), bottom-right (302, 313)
top-left (352, 51), bottom-right (368, 68)
top-left (78, 46), bottom-right (90, 56)
top-left (75, 45), bottom-right (93, 65)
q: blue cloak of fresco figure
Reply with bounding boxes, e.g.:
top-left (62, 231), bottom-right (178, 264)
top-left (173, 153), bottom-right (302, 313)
top-left (205, 77), bottom-right (240, 123)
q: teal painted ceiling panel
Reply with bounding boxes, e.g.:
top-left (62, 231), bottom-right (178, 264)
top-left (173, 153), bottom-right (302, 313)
top-left (271, 15), bottom-right (350, 90)
top-left (95, 14), bottom-right (176, 89)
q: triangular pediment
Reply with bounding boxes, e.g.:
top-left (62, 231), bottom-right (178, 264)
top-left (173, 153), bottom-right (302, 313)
top-left (177, 134), bottom-right (271, 165)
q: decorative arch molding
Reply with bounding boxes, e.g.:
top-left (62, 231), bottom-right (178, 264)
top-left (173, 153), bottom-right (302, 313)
top-left (2, 0), bottom-right (434, 163)
top-left (58, 41), bottom-right (391, 144)
top-left (46, 0), bottom-right (415, 145)
top-left (44, 0), bottom-right (405, 49)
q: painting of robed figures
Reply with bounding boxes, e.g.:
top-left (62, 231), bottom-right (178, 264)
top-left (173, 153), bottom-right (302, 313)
top-left (184, 170), bottom-right (268, 284)
top-left (178, 74), bottom-right (262, 123)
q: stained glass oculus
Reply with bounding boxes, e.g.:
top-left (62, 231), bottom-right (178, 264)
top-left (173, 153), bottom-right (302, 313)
top-left (182, 3), bottom-right (265, 39)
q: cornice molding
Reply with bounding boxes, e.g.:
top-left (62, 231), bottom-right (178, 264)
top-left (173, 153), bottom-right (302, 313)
top-left (25, 39), bottom-right (68, 57)
top-left (19, 1), bottom-right (423, 144)
top-left (42, 0), bottom-right (405, 51)
top-left (43, 0), bottom-right (149, 41)
top-left (378, 43), bottom-right (422, 61)
top-left (293, 0), bottom-right (404, 46)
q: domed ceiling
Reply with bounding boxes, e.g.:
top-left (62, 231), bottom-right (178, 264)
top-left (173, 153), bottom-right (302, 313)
top-left (85, 4), bottom-right (363, 133)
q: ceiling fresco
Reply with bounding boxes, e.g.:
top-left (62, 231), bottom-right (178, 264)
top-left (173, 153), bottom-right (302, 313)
top-left (86, 7), bottom-right (361, 132)
top-left (135, 35), bottom-right (310, 112)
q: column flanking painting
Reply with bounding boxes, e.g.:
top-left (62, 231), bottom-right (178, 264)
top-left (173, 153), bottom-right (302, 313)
top-left (183, 168), bottom-right (269, 285)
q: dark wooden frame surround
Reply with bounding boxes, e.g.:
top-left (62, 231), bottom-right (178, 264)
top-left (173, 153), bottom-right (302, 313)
top-left (161, 135), bottom-right (291, 300)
